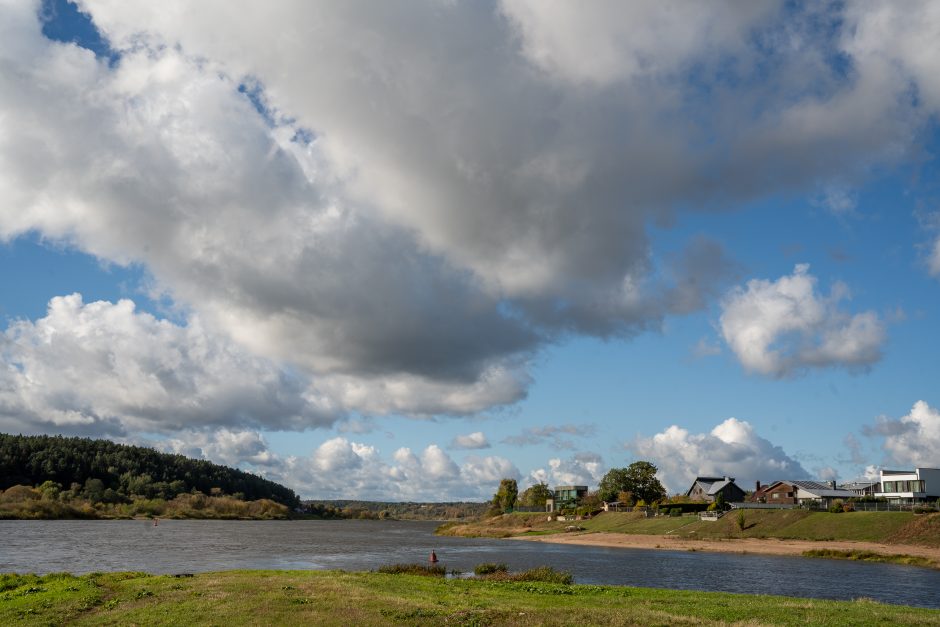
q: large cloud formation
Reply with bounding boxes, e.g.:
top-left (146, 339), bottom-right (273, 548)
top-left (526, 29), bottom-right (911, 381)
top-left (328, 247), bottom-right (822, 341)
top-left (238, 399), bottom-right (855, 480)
top-left (162, 431), bottom-right (520, 500)
top-left (0, 294), bottom-right (337, 436)
top-left (633, 418), bottom-right (810, 493)
top-left (2, 1), bottom-right (940, 436)
top-left (866, 401), bottom-right (940, 468)
top-left (720, 265), bottom-right (885, 377)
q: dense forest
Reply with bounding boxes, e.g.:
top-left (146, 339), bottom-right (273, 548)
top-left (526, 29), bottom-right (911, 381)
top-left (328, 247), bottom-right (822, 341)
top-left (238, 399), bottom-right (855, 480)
top-left (0, 434), bottom-right (299, 508)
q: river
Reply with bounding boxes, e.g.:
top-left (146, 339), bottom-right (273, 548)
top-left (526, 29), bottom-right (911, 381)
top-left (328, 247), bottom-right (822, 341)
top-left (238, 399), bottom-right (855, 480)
top-left (2, 519), bottom-right (938, 609)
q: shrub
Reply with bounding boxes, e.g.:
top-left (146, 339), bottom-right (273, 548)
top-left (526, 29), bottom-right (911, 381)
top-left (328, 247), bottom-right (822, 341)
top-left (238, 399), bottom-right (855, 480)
top-left (669, 508), bottom-right (681, 517)
top-left (736, 510), bottom-right (747, 531)
top-left (376, 563), bottom-right (446, 577)
top-left (473, 562), bottom-right (508, 575)
top-left (828, 503), bottom-right (844, 514)
top-left (478, 566), bottom-right (572, 584)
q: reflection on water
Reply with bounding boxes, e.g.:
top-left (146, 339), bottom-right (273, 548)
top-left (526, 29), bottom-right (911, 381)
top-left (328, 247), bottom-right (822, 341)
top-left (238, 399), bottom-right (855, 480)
top-left (3, 519), bottom-right (939, 609)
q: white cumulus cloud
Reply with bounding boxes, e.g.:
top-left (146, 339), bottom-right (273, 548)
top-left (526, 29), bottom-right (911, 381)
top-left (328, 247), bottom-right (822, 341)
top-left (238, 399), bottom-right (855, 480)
top-left (528, 453), bottom-right (605, 489)
top-left (720, 264), bottom-right (886, 377)
top-left (866, 401), bottom-right (940, 468)
top-left (0, 294), bottom-right (337, 436)
top-left (450, 432), bottom-right (491, 450)
top-left (632, 418), bottom-right (810, 493)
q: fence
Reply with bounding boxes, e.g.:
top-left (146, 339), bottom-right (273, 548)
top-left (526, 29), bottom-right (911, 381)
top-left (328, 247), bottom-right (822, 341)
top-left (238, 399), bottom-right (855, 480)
top-left (848, 501), bottom-right (935, 512)
top-left (730, 502), bottom-right (798, 510)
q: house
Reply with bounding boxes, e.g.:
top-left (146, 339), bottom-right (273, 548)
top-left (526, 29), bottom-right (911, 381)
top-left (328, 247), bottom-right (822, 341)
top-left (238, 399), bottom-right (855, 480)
top-left (790, 481), bottom-right (854, 508)
top-left (839, 480), bottom-right (879, 498)
top-left (685, 476), bottom-right (746, 503)
top-left (750, 480), bottom-right (798, 504)
top-left (876, 468), bottom-right (940, 503)
top-left (545, 485), bottom-right (588, 513)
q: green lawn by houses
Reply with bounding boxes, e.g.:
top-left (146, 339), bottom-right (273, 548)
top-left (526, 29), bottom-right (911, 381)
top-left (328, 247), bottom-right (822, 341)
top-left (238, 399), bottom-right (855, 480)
top-left (2, 570), bottom-right (939, 626)
top-left (441, 510), bottom-right (939, 548)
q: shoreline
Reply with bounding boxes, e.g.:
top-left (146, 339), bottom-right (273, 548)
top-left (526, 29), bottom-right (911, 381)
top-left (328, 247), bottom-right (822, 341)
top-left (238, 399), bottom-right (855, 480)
top-left (510, 531), bottom-right (940, 565)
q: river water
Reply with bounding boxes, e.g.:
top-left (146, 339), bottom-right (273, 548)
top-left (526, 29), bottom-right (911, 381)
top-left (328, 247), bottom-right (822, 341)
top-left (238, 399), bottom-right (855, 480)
top-left (2, 519), bottom-right (938, 609)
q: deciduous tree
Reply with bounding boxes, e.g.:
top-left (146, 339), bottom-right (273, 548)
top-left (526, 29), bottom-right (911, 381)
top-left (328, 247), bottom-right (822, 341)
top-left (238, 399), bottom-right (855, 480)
top-left (598, 462), bottom-right (667, 504)
top-left (492, 478), bottom-right (518, 513)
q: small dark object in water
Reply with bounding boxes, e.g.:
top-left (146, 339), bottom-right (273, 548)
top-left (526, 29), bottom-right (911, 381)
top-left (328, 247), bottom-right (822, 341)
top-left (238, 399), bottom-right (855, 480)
top-left (429, 550), bottom-right (438, 564)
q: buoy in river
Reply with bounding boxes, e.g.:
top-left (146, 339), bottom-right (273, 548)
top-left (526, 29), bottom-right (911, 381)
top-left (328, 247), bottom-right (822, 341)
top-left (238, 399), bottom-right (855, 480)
top-left (429, 550), bottom-right (438, 564)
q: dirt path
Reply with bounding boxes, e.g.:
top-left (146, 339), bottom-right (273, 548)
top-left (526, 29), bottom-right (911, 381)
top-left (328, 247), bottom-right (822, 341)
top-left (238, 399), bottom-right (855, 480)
top-left (510, 532), bottom-right (940, 563)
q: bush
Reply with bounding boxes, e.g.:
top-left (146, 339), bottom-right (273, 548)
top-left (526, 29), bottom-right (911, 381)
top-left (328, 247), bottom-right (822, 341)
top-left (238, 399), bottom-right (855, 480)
top-left (376, 563), bottom-right (446, 577)
top-left (478, 566), bottom-right (572, 584)
top-left (828, 504), bottom-right (844, 514)
top-left (473, 562), bottom-right (508, 575)
top-left (669, 508), bottom-right (681, 517)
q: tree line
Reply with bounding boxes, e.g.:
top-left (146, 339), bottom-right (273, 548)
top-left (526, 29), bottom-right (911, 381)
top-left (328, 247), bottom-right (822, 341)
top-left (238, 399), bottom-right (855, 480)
top-left (0, 434), bottom-right (299, 507)
top-left (490, 461), bottom-right (669, 514)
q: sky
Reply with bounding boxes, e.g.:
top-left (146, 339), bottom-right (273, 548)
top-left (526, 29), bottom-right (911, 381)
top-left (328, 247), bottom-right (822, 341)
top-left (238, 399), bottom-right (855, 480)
top-left (2, 0), bottom-right (940, 501)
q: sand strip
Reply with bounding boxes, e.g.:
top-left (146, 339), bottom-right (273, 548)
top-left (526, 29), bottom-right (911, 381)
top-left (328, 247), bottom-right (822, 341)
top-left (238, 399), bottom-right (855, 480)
top-left (510, 532), bottom-right (940, 563)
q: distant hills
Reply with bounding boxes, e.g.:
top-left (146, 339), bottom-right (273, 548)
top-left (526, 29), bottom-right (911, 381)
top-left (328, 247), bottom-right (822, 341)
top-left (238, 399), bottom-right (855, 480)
top-left (0, 433), bottom-right (299, 508)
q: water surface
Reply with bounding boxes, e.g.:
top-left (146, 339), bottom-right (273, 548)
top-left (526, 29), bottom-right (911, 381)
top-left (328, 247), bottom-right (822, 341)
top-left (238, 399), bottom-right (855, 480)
top-left (2, 519), bottom-right (938, 609)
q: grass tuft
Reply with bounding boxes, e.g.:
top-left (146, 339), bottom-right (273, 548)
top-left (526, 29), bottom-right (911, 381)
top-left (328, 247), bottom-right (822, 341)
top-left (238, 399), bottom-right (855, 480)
top-left (473, 562), bottom-right (508, 575)
top-left (476, 566), bottom-right (573, 584)
top-left (375, 563), bottom-right (446, 577)
top-left (803, 549), bottom-right (936, 568)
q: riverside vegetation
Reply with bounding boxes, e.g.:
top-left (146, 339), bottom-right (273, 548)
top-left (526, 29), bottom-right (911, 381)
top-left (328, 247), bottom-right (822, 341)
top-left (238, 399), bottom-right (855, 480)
top-left (439, 509), bottom-right (940, 546)
top-left (0, 434), bottom-right (300, 520)
top-left (2, 570), bottom-right (939, 626)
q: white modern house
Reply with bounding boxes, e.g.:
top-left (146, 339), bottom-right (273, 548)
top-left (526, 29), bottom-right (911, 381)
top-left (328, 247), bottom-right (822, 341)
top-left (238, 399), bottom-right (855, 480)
top-left (876, 468), bottom-right (940, 503)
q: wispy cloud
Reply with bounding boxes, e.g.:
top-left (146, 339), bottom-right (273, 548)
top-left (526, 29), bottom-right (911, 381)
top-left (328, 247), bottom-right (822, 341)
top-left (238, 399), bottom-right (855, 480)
top-left (502, 424), bottom-right (596, 450)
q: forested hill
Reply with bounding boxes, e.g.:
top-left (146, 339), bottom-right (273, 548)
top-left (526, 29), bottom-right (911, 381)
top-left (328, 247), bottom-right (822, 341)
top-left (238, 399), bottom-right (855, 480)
top-left (0, 434), bottom-right (299, 508)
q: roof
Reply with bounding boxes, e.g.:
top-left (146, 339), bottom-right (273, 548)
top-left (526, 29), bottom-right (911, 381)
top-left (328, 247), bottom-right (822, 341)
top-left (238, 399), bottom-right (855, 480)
top-left (839, 481), bottom-right (877, 489)
top-left (687, 476), bottom-right (741, 496)
top-left (707, 479), bottom-right (734, 495)
top-left (791, 481), bottom-right (854, 498)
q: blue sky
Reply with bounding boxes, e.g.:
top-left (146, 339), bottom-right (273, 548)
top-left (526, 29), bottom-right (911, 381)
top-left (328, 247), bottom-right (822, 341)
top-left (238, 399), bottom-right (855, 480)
top-left (3, 1), bottom-right (940, 500)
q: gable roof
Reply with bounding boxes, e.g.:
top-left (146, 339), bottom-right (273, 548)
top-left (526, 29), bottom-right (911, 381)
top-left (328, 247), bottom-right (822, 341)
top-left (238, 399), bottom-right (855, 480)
top-left (687, 476), bottom-right (742, 495)
top-left (707, 479), bottom-right (734, 495)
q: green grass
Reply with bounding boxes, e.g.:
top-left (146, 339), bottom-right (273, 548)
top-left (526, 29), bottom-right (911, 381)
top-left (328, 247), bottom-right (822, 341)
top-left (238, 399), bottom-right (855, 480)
top-left (1, 570), bottom-right (938, 626)
top-left (376, 563), bottom-right (445, 576)
top-left (770, 512), bottom-right (914, 541)
top-left (803, 549), bottom-right (937, 568)
top-left (580, 512), bottom-right (697, 534)
top-left (456, 510), bottom-right (930, 546)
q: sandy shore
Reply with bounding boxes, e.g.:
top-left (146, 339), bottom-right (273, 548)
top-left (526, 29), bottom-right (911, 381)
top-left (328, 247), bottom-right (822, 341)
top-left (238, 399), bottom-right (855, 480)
top-left (510, 532), bottom-right (940, 563)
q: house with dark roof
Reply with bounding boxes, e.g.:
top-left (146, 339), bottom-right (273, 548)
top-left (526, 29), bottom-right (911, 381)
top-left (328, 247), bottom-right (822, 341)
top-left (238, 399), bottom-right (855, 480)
top-left (790, 481), bottom-right (855, 508)
top-left (839, 480), bottom-right (879, 498)
top-left (685, 476), bottom-right (746, 503)
top-left (750, 480), bottom-right (797, 504)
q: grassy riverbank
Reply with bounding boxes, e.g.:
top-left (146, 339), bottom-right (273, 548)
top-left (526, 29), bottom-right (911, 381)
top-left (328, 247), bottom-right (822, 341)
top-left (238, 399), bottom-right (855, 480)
top-left (438, 510), bottom-right (940, 547)
top-left (2, 570), bottom-right (939, 625)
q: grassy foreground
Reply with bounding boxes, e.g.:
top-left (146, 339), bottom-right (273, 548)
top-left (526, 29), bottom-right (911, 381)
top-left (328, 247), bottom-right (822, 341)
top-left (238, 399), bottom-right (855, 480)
top-left (2, 570), bottom-right (939, 626)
